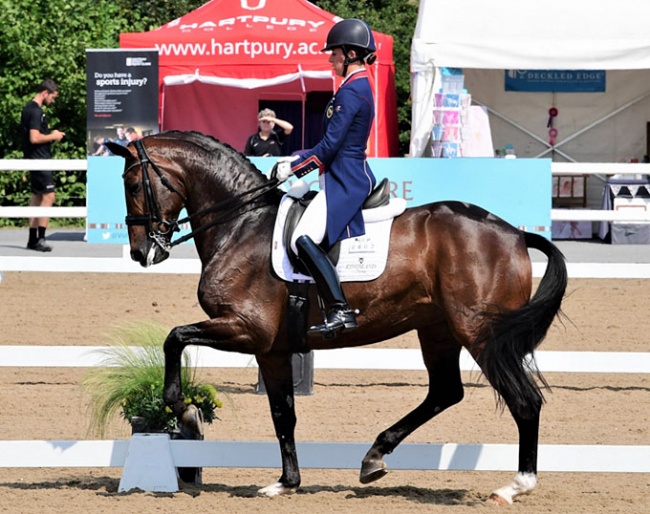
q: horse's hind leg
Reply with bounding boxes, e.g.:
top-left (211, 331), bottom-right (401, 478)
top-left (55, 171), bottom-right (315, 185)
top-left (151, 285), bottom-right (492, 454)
top-left (360, 333), bottom-right (463, 484)
top-left (488, 412), bottom-right (540, 505)
top-left (474, 348), bottom-right (543, 505)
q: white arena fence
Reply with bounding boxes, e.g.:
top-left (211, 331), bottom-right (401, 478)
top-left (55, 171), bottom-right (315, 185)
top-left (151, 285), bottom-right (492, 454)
top-left (1, 159), bottom-right (650, 222)
top-left (0, 344), bottom-right (648, 489)
top-left (1, 159), bottom-right (649, 490)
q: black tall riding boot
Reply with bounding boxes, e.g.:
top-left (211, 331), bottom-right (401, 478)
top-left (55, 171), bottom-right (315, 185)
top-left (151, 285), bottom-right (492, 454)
top-left (295, 235), bottom-right (358, 338)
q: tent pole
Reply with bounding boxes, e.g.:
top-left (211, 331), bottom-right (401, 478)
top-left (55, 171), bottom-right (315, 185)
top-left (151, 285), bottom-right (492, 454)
top-left (535, 90), bottom-right (650, 163)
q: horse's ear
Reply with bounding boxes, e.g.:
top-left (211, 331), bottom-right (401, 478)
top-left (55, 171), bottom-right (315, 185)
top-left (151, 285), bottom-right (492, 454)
top-left (105, 142), bottom-right (133, 159)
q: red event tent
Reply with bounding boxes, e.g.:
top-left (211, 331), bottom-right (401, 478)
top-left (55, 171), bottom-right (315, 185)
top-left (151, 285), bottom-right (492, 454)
top-left (119, 0), bottom-right (399, 157)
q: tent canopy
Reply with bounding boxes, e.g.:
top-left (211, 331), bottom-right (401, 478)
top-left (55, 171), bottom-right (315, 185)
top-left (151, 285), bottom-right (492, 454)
top-left (120, 0), bottom-right (398, 157)
top-left (410, 0), bottom-right (650, 158)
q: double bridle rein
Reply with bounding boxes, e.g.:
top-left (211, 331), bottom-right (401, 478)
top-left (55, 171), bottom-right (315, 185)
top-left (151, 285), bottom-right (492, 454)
top-left (123, 139), bottom-right (279, 251)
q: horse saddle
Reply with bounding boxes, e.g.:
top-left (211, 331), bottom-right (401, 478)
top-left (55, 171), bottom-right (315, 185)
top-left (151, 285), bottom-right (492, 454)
top-left (282, 178), bottom-right (391, 275)
top-left (271, 179), bottom-right (406, 283)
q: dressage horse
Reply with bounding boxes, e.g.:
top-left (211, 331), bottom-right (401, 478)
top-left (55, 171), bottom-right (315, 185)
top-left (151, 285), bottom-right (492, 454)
top-left (106, 131), bottom-right (567, 505)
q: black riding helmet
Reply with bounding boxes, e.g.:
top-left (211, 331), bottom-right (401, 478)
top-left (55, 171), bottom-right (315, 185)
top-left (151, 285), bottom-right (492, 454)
top-left (322, 18), bottom-right (377, 74)
top-left (323, 18), bottom-right (377, 53)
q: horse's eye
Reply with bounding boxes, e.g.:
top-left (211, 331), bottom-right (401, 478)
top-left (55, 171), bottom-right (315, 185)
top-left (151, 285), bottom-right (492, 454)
top-left (128, 182), bottom-right (142, 196)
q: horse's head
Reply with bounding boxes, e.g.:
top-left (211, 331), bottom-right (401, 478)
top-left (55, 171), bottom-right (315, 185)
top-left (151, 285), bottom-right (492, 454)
top-left (106, 138), bottom-right (187, 267)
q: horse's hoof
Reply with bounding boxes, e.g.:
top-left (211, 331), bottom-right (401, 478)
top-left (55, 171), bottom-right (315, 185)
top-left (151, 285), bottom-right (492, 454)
top-left (257, 481), bottom-right (297, 497)
top-left (359, 459), bottom-right (388, 484)
top-left (487, 493), bottom-right (512, 506)
top-left (179, 404), bottom-right (204, 440)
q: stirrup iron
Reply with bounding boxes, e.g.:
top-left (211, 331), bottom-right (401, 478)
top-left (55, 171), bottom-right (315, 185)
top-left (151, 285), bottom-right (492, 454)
top-left (308, 305), bottom-right (360, 339)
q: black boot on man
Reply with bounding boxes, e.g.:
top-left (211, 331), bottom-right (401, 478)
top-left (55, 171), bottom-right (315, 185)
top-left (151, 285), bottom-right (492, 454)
top-left (295, 235), bottom-right (358, 338)
top-left (27, 227), bottom-right (53, 252)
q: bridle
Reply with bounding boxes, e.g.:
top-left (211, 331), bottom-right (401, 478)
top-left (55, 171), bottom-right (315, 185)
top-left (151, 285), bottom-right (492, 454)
top-left (123, 138), bottom-right (279, 251)
top-left (123, 139), bottom-right (187, 252)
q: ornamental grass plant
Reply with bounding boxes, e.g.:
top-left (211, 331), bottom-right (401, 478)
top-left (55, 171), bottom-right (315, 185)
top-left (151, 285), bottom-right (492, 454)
top-left (83, 321), bottom-right (222, 438)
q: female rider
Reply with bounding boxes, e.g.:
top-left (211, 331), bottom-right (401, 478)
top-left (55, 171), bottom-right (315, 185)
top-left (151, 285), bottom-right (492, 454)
top-left (272, 19), bottom-right (378, 338)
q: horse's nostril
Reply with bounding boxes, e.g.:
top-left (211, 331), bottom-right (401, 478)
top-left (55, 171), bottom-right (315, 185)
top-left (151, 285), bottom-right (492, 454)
top-left (130, 250), bottom-right (145, 263)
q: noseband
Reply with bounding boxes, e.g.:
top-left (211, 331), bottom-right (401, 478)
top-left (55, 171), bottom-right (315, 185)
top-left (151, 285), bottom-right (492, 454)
top-left (123, 139), bottom-right (187, 252)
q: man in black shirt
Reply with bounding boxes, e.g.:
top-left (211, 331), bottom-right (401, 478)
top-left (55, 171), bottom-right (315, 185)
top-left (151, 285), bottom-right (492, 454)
top-left (21, 79), bottom-right (66, 252)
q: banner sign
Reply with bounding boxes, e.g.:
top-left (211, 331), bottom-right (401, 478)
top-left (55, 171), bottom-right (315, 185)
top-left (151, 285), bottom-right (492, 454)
top-left (505, 70), bottom-right (606, 92)
top-left (87, 157), bottom-right (551, 243)
top-left (86, 49), bottom-right (159, 156)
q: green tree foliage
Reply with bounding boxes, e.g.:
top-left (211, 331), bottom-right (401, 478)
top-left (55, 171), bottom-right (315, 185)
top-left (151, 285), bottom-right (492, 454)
top-left (0, 0), bottom-right (418, 225)
top-left (0, 0), bottom-right (138, 225)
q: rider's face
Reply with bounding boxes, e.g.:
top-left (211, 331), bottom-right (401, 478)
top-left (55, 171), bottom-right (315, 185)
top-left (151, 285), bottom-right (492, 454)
top-left (328, 48), bottom-right (347, 77)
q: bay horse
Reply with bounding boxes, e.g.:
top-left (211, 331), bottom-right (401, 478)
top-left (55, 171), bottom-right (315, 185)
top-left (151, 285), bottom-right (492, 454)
top-left (105, 131), bottom-right (567, 505)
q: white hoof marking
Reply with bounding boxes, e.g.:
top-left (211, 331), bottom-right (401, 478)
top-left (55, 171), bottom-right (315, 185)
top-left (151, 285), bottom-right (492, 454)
top-left (490, 472), bottom-right (537, 504)
top-left (257, 481), bottom-right (297, 497)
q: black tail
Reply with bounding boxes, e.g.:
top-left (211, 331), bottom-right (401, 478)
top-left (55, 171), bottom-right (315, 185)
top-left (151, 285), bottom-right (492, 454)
top-left (480, 232), bottom-right (568, 419)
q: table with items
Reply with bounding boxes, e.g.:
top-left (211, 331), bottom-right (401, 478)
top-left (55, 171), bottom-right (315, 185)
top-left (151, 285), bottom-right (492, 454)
top-left (598, 176), bottom-right (650, 243)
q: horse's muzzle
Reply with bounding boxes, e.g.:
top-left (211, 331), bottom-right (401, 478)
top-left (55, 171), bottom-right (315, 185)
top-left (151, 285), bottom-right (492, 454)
top-left (131, 244), bottom-right (169, 267)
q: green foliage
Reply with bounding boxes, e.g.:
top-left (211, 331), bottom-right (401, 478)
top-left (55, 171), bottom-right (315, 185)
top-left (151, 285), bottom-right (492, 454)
top-left (0, 0), bottom-right (133, 225)
top-left (83, 321), bottom-right (222, 437)
top-left (0, 0), bottom-right (418, 226)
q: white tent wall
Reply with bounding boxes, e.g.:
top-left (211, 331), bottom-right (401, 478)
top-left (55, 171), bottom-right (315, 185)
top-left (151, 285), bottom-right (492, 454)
top-left (464, 69), bottom-right (650, 164)
top-left (410, 0), bottom-right (650, 211)
top-left (464, 69), bottom-right (650, 210)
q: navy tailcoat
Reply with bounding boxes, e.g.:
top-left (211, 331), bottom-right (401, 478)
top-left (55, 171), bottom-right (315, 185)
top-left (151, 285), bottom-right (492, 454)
top-left (290, 70), bottom-right (377, 248)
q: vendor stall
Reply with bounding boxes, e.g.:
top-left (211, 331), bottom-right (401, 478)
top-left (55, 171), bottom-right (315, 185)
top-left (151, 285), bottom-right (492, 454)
top-left (410, 0), bottom-right (650, 163)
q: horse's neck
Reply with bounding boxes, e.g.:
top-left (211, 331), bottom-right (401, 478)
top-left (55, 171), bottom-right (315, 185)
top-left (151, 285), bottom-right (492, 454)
top-left (185, 173), bottom-right (277, 263)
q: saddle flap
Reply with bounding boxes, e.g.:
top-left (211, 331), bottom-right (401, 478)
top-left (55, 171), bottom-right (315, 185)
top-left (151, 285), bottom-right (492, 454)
top-left (282, 191), bottom-right (340, 273)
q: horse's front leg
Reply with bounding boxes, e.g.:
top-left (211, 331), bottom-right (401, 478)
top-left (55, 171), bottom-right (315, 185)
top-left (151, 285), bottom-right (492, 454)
top-left (255, 353), bottom-right (300, 497)
top-left (163, 325), bottom-right (189, 416)
top-left (162, 321), bottom-right (259, 438)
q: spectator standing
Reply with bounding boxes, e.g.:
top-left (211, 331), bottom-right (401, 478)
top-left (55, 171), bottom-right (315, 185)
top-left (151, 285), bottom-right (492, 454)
top-left (244, 108), bottom-right (293, 157)
top-left (21, 79), bottom-right (66, 252)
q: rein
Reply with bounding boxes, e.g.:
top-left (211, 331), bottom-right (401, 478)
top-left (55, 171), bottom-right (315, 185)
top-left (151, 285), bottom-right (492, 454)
top-left (125, 139), bottom-right (279, 250)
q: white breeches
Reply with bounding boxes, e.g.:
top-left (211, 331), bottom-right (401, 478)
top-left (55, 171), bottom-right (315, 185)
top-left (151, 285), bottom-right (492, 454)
top-left (290, 189), bottom-right (327, 255)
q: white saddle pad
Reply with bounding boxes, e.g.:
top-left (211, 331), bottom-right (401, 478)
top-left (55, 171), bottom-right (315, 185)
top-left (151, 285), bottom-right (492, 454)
top-left (271, 187), bottom-right (406, 283)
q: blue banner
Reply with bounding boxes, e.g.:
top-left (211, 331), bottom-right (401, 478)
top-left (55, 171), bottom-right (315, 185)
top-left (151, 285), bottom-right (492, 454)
top-left (87, 157), bottom-right (551, 243)
top-left (505, 70), bottom-right (606, 92)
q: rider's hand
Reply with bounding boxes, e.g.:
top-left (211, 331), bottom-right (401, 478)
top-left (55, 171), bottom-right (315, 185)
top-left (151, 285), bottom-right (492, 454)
top-left (271, 156), bottom-right (297, 183)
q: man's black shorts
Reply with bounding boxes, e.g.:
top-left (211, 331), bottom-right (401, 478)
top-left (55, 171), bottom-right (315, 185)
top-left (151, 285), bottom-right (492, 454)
top-left (29, 170), bottom-right (55, 195)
